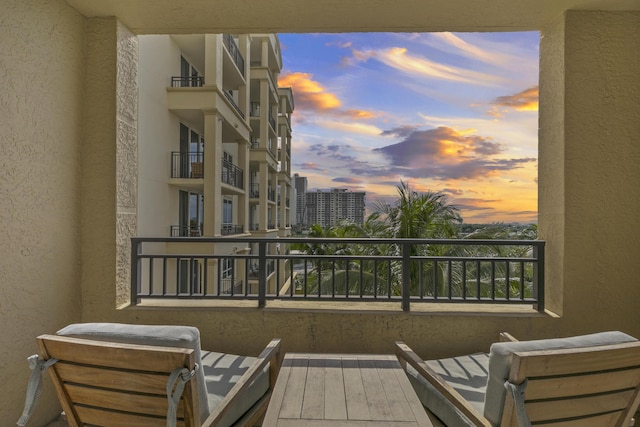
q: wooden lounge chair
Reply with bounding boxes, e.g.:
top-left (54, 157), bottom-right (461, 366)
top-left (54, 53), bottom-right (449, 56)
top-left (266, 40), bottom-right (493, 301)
top-left (396, 331), bottom-right (640, 427)
top-left (18, 323), bottom-right (281, 427)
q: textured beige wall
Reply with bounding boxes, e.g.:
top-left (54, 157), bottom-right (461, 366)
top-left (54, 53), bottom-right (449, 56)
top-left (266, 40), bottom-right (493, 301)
top-left (0, 0), bottom-right (84, 424)
top-left (559, 11), bottom-right (640, 331)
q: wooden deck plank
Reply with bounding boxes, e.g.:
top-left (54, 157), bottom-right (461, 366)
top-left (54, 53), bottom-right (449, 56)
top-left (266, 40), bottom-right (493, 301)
top-left (342, 356), bottom-right (370, 420)
top-left (278, 354), bottom-right (309, 419)
top-left (324, 356), bottom-right (348, 420)
top-left (301, 356), bottom-right (326, 419)
top-left (263, 353), bottom-right (433, 427)
top-left (358, 356), bottom-right (394, 420)
top-left (374, 356), bottom-right (415, 422)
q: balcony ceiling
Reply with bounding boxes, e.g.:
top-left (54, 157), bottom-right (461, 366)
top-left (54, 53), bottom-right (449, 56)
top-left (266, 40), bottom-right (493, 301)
top-left (65, 0), bottom-right (639, 34)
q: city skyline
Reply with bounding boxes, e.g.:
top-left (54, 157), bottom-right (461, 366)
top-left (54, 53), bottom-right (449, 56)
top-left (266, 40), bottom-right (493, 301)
top-left (278, 32), bottom-right (539, 224)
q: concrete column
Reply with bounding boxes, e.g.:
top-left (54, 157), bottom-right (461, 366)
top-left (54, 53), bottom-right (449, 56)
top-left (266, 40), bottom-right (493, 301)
top-left (238, 35), bottom-right (250, 119)
top-left (204, 34), bottom-right (222, 87)
top-left (238, 140), bottom-right (249, 233)
top-left (258, 162), bottom-right (269, 231)
top-left (539, 10), bottom-right (640, 322)
top-left (203, 112), bottom-right (223, 236)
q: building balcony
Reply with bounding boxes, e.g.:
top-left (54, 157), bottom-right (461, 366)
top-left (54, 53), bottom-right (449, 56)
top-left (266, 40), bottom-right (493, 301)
top-left (222, 34), bottom-right (245, 78)
top-left (171, 151), bottom-right (203, 178)
top-left (221, 224), bottom-right (244, 236)
top-left (221, 160), bottom-right (244, 189)
top-left (170, 76), bottom-right (204, 87)
top-left (131, 236), bottom-right (545, 312)
top-left (170, 225), bottom-right (202, 237)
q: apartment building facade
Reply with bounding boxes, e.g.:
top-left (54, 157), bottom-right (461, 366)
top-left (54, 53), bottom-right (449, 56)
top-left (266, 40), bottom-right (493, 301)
top-left (137, 33), bottom-right (294, 294)
top-left (293, 173), bottom-right (308, 226)
top-left (305, 189), bottom-right (366, 228)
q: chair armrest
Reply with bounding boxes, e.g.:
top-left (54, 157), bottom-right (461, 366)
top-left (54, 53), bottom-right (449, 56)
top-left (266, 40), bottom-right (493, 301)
top-left (499, 332), bottom-right (518, 342)
top-left (395, 341), bottom-right (492, 427)
top-left (202, 338), bottom-right (281, 427)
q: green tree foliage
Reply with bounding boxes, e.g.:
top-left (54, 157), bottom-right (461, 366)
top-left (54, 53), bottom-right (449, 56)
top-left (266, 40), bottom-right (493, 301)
top-left (293, 181), bottom-right (537, 299)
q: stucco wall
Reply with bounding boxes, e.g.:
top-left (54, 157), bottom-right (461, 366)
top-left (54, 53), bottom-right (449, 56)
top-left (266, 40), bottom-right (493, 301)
top-left (0, 0), bottom-right (85, 424)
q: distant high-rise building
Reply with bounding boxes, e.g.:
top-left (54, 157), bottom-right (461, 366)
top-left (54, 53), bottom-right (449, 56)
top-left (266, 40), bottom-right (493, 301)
top-left (294, 174), bottom-right (308, 225)
top-left (305, 189), bottom-right (366, 227)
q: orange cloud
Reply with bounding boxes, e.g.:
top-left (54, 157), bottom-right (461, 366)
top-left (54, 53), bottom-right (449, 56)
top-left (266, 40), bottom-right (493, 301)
top-left (491, 86), bottom-right (539, 112)
top-left (278, 71), bottom-right (379, 125)
top-left (278, 72), bottom-right (341, 110)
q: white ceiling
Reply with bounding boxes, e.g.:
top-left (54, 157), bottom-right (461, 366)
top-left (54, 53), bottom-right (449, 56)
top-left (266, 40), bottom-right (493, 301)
top-left (65, 0), bottom-right (640, 34)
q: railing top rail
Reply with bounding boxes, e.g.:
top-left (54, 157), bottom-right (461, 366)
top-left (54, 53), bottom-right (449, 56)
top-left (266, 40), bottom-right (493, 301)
top-left (132, 236), bottom-right (545, 246)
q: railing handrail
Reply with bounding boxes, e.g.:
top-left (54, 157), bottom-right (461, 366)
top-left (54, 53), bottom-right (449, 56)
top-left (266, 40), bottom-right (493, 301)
top-left (131, 236), bottom-right (545, 312)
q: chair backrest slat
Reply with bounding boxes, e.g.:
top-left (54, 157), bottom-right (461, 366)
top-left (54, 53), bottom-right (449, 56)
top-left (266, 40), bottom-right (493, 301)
top-left (37, 334), bottom-right (199, 427)
top-left (501, 341), bottom-right (640, 426)
top-left (55, 361), bottom-right (169, 395)
top-left (74, 405), bottom-right (187, 427)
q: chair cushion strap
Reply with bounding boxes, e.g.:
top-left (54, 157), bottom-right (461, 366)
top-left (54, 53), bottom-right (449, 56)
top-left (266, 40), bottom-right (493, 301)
top-left (504, 379), bottom-right (531, 427)
top-left (17, 355), bottom-right (59, 426)
top-left (166, 364), bottom-right (199, 427)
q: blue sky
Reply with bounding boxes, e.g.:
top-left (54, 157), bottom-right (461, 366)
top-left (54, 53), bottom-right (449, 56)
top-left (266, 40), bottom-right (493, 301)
top-left (278, 32), bottom-right (539, 224)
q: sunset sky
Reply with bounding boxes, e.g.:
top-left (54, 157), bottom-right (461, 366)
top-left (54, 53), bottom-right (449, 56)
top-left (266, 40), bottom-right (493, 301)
top-left (277, 32), bottom-right (540, 224)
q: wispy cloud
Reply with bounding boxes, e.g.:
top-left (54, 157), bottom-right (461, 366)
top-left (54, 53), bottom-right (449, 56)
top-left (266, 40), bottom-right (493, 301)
top-left (278, 72), bottom-right (341, 110)
top-left (350, 47), bottom-right (503, 86)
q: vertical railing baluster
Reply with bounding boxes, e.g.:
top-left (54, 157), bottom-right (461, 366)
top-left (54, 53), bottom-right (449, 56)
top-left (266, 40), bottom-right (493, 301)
top-left (505, 261), bottom-right (510, 300)
top-left (462, 261), bottom-right (467, 300)
top-left (490, 260), bottom-right (496, 300)
top-left (258, 241), bottom-right (267, 307)
top-left (533, 243), bottom-right (545, 312)
top-left (401, 242), bottom-right (411, 312)
top-left (433, 260), bottom-right (438, 300)
top-left (476, 260), bottom-right (481, 300)
top-left (520, 261), bottom-right (525, 300)
top-left (130, 239), bottom-right (141, 305)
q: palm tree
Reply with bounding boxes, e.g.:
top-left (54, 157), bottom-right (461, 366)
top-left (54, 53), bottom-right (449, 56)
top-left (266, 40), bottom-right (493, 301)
top-left (370, 181), bottom-right (463, 295)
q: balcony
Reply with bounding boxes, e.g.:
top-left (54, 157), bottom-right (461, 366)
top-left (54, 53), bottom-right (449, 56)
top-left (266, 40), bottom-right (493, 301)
top-left (131, 237), bottom-right (545, 312)
top-left (171, 151), bottom-right (203, 178)
top-left (223, 90), bottom-right (245, 119)
top-left (221, 160), bottom-right (244, 189)
top-left (170, 76), bottom-right (204, 87)
top-left (221, 224), bottom-right (244, 236)
top-left (222, 34), bottom-right (245, 77)
top-left (170, 225), bottom-right (202, 237)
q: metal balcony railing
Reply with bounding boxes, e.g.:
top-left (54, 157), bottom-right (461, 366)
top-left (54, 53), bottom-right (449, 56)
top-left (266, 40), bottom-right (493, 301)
top-left (223, 91), bottom-right (245, 119)
top-left (249, 183), bottom-right (260, 198)
top-left (170, 225), bottom-right (202, 237)
top-left (222, 34), bottom-right (245, 77)
top-left (171, 76), bottom-right (204, 87)
top-left (221, 224), bottom-right (244, 236)
top-left (221, 160), bottom-right (244, 189)
top-left (131, 237), bottom-right (545, 312)
top-left (171, 152), bottom-right (204, 178)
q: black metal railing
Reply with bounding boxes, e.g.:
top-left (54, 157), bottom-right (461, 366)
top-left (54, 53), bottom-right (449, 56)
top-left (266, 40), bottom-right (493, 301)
top-left (170, 225), bottom-right (202, 237)
top-left (249, 183), bottom-right (260, 198)
top-left (222, 34), bottom-right (245, 77)
top-left (131, 237), bottom-right (545, 312)
top-left (223, 91), bottom-right (245, 119)
top-left (171, 152), bottom-right (204, 178)
top-left (221, 224), bottom-right (244, 236)
top-left (268, 108), bottom-right (276, 131)
top-left (222, 160), bottom-right (244, 189)
top-left (171, 76), bottom-right (204, 87)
